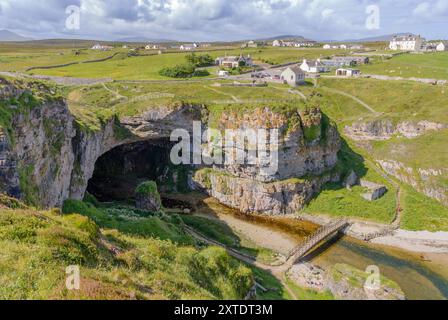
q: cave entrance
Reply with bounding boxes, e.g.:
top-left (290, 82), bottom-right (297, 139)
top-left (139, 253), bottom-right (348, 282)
top-left (87, 139), bottom-right (192, 207)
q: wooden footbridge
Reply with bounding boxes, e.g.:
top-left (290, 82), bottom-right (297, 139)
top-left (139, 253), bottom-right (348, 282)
top-left (285, 219), bottom-right (351, 267)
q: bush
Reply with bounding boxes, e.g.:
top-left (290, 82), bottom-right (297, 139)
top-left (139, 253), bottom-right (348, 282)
top-left (159, 64), bottom-right (196, 78)
top-left (185, 53), bottom-right (214, 67)
top-left (135, 181), bottom-right (159, 197)
top-left (159, 63), bottom-right (210, 78)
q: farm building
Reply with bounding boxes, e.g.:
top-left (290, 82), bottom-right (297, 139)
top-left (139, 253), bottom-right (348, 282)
top-left (332, 56), bottom-right (369, 65)
top-left (281, 67), bottom-right (306, 86)
top-left (336, 68), bottom-right (361, 77)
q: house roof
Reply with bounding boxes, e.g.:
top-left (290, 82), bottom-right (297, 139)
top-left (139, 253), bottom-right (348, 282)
top-left (304, 60), bottom-right (323, 67)
top-left (284, 66), bottom-right (305, 75)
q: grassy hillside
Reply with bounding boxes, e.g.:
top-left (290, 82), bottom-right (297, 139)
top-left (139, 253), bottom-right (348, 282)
top-left (0, 195), bottom-right (254, 299)
top-left (0, 43), bottom-right (346, 80)
top-left (359, 52), bottom-right (448, 80)
top-left (299, 77), bottom-right (448, 231)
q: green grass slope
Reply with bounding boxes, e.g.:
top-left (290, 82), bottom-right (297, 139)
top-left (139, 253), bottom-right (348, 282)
top-left (0, 195), bottom-right (254, 300)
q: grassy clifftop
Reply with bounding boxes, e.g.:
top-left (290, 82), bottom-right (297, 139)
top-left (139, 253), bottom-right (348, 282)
top-left (0, 195), bottom-right (253, 300)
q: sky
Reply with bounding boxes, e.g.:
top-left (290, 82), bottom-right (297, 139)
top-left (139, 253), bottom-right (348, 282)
top-left (0, 0), bottom-right (447, 41)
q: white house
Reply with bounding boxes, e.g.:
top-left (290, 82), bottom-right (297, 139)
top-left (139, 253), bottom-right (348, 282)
top-left (215, 55), bottom-right (253, 68)
top-left (339, 44), bottom-right (347, 50)
top-left (246, 40), bottom-right (258, 48)
top-left (436, 41), bottom-right (448, 51)
top-left (389, 35), bottom-right (425, 51)
top-left (180, 43), bottom-right (197, 51)
top-left (272, 40), bottom-right (283, 47)
top-left (91, 43), bottom-right (113, 51)
top-left (323, 44), bottom-right (331, 49)
top-left (300, 59), bottom-right (328, 73)
top-left (281, 66), bottom-right (306, 86)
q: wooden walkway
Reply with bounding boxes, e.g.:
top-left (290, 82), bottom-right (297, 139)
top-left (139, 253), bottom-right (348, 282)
top-left (285, 219), bottom-right (350, 266)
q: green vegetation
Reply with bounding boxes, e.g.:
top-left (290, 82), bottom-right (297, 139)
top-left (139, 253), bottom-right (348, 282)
top-left (15, 46), bottom-right (345, 80)
top-left (285, 278), bottom-right (334, 300)
top-left (181, 215), bottom-right (280, 265)
top-left (0, 196), bottom-right (255, 299)
top-left (135, 181), bottom-right (159, 197)
top-left (359, 52), bottom-right (448, 80)
top-left (159, 64), bottom-right (210, 78)
top-left (401, 185), bottom-right (448, 232)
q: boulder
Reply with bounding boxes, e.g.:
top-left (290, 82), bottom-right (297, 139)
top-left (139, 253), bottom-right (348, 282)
top-left (135, 181), bottom-right (162, 212)
top-left (344, 170), bottom-right (359, 189)
top-left (360, 179), bottom-right (387, 201)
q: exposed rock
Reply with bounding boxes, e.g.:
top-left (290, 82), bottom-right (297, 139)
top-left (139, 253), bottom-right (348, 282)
top-left (193, 169), bottom-right (340, 215)
top-left (345, 120), bottom-right (447, 141)
top-left (344, 170), bottom-right (358, 189)
top-left (327, 264), bottom-right (405, 300)
top-left (360, 180), bottom-right (387, 201)
top-left (288, 263), bottom-right (406, 300)
top-left (377, 160), bottom-right (447, 205)
top-left (135, 181), bottom-right (162, 212)
top-left (288, 263), bottom-right (326, 291)
top-left (0, 82), bottom-right (341, 213)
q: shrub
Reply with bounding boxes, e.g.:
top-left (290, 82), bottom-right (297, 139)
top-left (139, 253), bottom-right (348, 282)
top-left (135, 181), bottom-right (159, 197)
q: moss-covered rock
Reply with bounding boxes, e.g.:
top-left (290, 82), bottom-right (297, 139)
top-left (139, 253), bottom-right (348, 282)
top-left (135, 181), bottom-right (162, 212)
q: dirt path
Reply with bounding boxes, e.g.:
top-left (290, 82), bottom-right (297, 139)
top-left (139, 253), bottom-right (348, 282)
top-left (321, 87), bottom-right (381, 116)
top-left (102, 83), bottom-right (128, 102)
top-left (205, 85), bottom-right (241, 102)
top-left (194, 212), bottom-right (298, 256)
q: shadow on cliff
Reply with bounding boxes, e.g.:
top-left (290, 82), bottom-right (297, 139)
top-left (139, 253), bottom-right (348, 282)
top-left (307, 138), bottom-right (369, 204)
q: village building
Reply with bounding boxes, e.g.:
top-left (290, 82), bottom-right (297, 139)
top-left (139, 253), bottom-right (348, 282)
top-left (180, 43), bottom-right (197, 51)
top-left (246, 40), bottom-right (258, 48)
top-left (332, 56), bottom-right (370, 65)
top-left (436, 41), bottom-right (448, 51)
top-left (323, 44), bottom-right (331, 49)
top-left (91, 44), bottom-right (113, 51)
top-left (215, 55), bottom-right (253, 68)
top-left (281, 66), bottom-right (306, 86)
top-left (389, 35), bottom-right (425, 51)
top-left (272, 40), bottom-right (282, 47)
top-left (339, 44), bottom-right (348, 50)
top-left (336, 68), bottom-right (361, 77)
top-left (300, 59), bottom-right (328, 73)
top-left (295, 42), bottom-right (316, 47)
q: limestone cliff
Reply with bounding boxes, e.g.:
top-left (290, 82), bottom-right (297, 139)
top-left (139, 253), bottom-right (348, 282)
top-left (0, 79), bottom-right (341, 215)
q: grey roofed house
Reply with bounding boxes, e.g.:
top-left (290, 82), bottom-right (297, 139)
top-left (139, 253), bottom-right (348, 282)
top-left (281, 66), bottom-right (306, 86)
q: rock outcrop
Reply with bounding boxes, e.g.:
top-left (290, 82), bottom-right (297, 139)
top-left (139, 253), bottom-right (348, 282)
top-left (0, 80), bottom-right (341, 214)
top-left (345, 119), bottom-right (446, 141)
top-left (378, 160), bottom-right (447, 205)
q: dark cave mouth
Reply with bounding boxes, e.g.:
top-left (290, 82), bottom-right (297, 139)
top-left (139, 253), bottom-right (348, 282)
top-left (86, 139), bottom-right (192, 208)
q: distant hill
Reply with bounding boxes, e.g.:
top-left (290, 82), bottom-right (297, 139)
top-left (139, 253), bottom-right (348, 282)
top-left (117, 36), bottom-right (177, 43)
top-left (337, 33), bottom-right (416, 43)
top-left (255, 35), bottom-right (310, 42)
top-left (0, 30), bottom-right (33, 42)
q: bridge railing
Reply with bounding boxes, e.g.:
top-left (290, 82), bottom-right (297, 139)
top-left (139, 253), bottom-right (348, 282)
top-left (286, 219), bottom-right (349, 260)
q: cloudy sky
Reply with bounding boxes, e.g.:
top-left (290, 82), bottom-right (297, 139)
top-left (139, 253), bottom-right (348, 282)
top-left (0, 0), bottom-right (447, 41)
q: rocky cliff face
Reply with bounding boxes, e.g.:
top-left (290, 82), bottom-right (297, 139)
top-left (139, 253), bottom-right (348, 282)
top-left (193, 107), bottom-right (342, 215)
top-left (0, 80), bottom-right (341, 215)
top-left (345, 119), bottom-right (446, 141)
